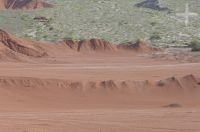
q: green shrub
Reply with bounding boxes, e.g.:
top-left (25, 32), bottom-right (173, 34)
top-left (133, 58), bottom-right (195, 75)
top-left (150, 22), bottom-right (157, 26)
top-left (190, 40), bottom-right (200, 51)
top-left (150, 33), bottom-right (161, 40)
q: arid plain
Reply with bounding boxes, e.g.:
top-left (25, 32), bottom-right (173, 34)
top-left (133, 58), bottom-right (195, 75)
top-left (1, 0), bottom-right (200, 131)
top-left (0, 28), bottom-right (200, 132)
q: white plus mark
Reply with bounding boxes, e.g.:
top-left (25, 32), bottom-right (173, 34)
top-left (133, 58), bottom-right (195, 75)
top-left (176, 3), bottom-right (198, 26)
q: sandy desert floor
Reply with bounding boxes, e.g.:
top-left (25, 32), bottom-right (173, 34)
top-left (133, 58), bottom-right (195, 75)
top-left (1, 0), bottom-right (200, 129)
top-left (0, 54), bottom-right (200, 132)
top-left (1, 108), bottom-right (200, 132)
top-left (0, 55), bottom-right (200, 81)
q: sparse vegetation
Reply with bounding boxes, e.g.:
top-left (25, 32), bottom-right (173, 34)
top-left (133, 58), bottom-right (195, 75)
top-left (150, 22), bottom-right (157, 26)
top-left (190, 39), bottom-right (200, 51)
top-left (0, 0), bottom-right (200, 47)
top-left (150, 32), bottom-right (161, 40)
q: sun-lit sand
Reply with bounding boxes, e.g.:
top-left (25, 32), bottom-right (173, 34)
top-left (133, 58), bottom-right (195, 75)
top-left (0, 28), bottom-right (200, 132)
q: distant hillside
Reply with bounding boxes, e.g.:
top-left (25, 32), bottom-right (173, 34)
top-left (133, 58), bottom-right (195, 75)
top-left (0, 0), bottom-right (200, 47)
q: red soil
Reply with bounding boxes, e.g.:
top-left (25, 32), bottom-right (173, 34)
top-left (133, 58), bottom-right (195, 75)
top-left (64, 39), bottom-right (118, 53)
top-left (0, 28), bottom-right (200, 111)
top-left (0, 0), bottom-right (53, 9)
top-left (0, 29), bottom-right (200, 132)
top-left (0, 29), bottom-right (47, 60)
top-left (0, 29), bottom-right (157, 60)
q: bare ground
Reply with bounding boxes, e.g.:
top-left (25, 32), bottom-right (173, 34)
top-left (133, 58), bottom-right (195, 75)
top-left (0, 108), bottom-right (200, 132)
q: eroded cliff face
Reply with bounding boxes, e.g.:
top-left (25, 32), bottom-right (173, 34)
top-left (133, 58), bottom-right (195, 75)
top-left (0, 28), bottom-right (159, 61)
top-left (0, 29), bottom-right (47, 59)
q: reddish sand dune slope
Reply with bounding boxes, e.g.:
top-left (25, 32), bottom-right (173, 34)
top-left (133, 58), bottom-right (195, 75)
top-left (0, 74), bottom-right (199, 110)
top-left (0, 75), bottom-right (199, 95)
top-left (0, 29), bottom-right (158, 61)
top-left (0, 0), bottom-right (53, 9)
